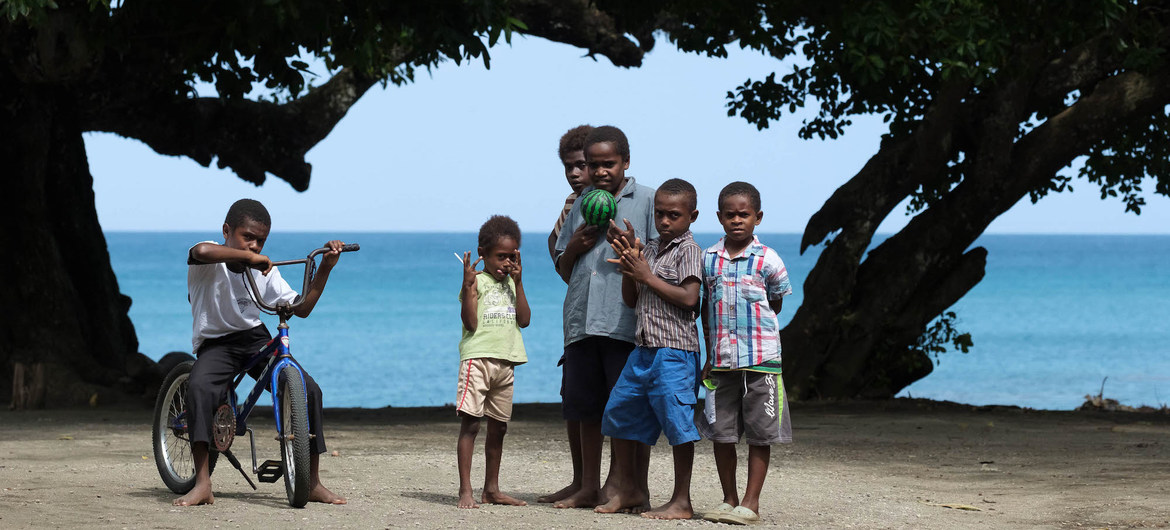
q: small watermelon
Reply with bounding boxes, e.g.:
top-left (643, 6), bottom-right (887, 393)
top-left (580, 189), bottom-right (617, 227)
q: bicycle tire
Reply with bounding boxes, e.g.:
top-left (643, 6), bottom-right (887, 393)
top-left (152, 361), bottom-right (217, 494)
top-left (155, 351), bottom-right (195, 377)
top-left (278, 365), bottom-right (312, 507)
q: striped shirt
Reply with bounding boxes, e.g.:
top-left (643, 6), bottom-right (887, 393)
top-left (635, 231), bottom-right (702, 352)
top-left (552, 192), bottom-right (578, 241)
top-left (549, 191), bottom-right (580, 260)
top-left (703, 236), bottom-right (792, 369)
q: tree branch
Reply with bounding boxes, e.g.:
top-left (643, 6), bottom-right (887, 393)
top-left (512, 0), bottom-right (653, 68)
top-left (83, 68), bottom-right (377, 191)
top-left (80, 2), bottom-right (655, 188)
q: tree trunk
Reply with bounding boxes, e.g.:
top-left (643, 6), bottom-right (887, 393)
top-left (0, 86), bottom-right (154, 407)
top-left (781, 63), bottom-right (1170, 400)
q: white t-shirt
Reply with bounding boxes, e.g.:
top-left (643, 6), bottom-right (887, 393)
top-left (188, 242), bottom-right (298, 352)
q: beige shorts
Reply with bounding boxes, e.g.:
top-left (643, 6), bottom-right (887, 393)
top-left (456, 358), bottom-right (515, 422)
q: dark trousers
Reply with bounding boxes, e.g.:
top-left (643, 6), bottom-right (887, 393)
top-left (187, 324), bottom-right (327, 454)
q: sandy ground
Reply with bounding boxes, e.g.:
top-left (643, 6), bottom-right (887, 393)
top-left (1, 400), bottom-right (1169, 529)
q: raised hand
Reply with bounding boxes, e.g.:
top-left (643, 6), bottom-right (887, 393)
top-left (462, 251), bottom-right (483, 289)
top-left (509, 250), bottom-right (523, 284)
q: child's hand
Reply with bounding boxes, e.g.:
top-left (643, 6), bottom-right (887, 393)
top-left (508, 250), bottom-right (523, 284)
top-left (247, 253), bottom-right (273, 275)
top-left (607, 235), bottom-right (650, 283)
top-left (606, 218), bottom-right (637, 247)
top-left (320, 240), bottom-right (345, 268)
top-left (462, 251), bottom-right (483, 288)
top-left (701, 359), bottom-right (713, 384)
top-left (566, 224), bottom-right (600, 255)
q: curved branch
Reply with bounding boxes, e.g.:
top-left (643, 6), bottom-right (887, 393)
top-left (79, 3), bottom-right (656, 189)
top-left (801, 79), bottom-right (970, 253)
top-left (83, 68), bottom-right (376, 191)
top-left (1013, 70), bottom-right (1170, 195)
top-left (512, 0), bottom-right (652, 68)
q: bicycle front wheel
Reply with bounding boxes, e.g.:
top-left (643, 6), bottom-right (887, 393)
top-left (278, 365), bottom-right (312, 508)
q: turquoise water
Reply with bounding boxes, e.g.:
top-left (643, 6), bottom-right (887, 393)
top-left (107, 232), bottom-right (1170, 410)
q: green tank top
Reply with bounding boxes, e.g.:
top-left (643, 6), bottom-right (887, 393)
top-left (458, 274), bottom-right (527, 364)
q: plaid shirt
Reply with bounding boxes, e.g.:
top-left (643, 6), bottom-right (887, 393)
top-left (635, 231), bottom-right (702, 352)
top-left (703, 236), bottom-right (792, 369)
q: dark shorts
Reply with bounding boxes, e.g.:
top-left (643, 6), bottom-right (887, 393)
top-left (697, 370), bottom-right (792, 445)
top-left (561, 336), bottom-right (635, 421)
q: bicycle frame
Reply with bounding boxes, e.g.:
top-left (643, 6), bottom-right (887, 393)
top-left (229, 323), bottom-right (308, 439)
top-left (220, 243), bottom-right (357, 468)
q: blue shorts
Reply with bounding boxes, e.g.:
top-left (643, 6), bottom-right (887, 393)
top-left (601, 346), bottom-right (701, 446)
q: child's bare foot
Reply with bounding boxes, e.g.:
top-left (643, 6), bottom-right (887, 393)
top-left (537, 482), bottom-right (580, 503)
top-left (457, 491), bottom-right (480, 509)
top-left (172, 483), bottom-right (214, 506)
top-left (620, 500), bottom-right (651, 514)
top-left (642, 499), bottom-right (694, 520)
top-left (593, 487), bottom-right (647, 514)
top-left (598, 482), bottom-right (616, 505)
top-left (483, 490), bottom-right (527, 506)
top-left (553, 487), bottom-right (599, 509)
top-left (308, 483), bottom-right (347, 505)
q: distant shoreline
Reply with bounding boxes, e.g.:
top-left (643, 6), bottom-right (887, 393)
top-left (100, 230), bottom-right (1170, 236)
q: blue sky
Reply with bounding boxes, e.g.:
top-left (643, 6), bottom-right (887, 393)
top-left (88, 36), bottom-right (1170, 235)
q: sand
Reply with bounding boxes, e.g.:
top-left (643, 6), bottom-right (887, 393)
top-left (1, 400), bottom-right (1168, 529)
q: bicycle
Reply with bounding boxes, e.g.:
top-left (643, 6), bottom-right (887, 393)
top-left (152, 243), bottom-right (359, 507)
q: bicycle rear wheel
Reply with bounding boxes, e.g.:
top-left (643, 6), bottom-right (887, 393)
top-left (278, 365), bottom-right (312, 507)
top-left (152, 361), bottom-right (217, 493)
top-left (152, 361), bottom-right (197, 493)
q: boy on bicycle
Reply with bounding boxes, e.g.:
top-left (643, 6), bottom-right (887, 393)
top-left (176, 198), bottom-right (347, 507)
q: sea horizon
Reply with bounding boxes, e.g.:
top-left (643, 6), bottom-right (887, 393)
top-left (106, 231), bottom-right (1170, 411)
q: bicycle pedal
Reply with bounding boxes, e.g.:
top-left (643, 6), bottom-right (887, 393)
top-left (256, 459), bottom-right (284, 483)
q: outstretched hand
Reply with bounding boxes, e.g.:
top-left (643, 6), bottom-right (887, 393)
top-left (606, 233), bottom-right (651, 283)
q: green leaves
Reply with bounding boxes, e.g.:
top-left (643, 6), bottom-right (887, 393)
top-left (914, 311), bottom-right (973, 365)
top-left (1, 0), bottom-right (57, 21)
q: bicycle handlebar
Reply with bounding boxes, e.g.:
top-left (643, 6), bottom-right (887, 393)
top-left (242, 243), bottom-right (360, 316)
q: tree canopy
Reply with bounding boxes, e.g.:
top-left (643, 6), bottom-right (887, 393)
top-left (5, 0), bottom-right (1169, 405)
top-left (658, 0), bottom-right (1170, 397)
top-left (0, 0), bottom-right (661, 405)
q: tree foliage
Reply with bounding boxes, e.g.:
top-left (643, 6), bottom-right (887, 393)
top-left (649, 0), bottom-right (1170, 397)
top-left (0, 0), bottom-right (660, 405)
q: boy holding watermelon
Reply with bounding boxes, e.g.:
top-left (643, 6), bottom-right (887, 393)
top-left (550, 125), bottom-right (656, 509)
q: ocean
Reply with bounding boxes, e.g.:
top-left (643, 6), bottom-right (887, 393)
top-left (107, 232), bottom-right (1170, 411)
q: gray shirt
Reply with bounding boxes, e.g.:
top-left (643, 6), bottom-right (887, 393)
top-left (555, 177), bottom-right (657, 347)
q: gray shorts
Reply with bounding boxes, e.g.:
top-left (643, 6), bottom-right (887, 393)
top-left (698, 370), bottom-right (792, 445)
